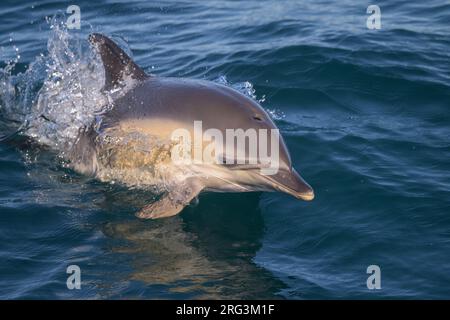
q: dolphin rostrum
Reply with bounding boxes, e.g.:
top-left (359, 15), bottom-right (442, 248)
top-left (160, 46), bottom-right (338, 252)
top-left (69, 33), bottom-right (314, 219)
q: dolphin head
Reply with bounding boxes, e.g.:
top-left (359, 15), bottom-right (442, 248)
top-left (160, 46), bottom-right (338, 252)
top-left (208, 85), bottom-right (314, 201)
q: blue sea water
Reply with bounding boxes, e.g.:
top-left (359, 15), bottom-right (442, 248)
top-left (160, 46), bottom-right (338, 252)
top-left (0, 0), bottom-right (449, 299)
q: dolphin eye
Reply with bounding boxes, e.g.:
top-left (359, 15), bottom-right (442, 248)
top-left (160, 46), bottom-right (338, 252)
top-left (253, 115), bottom-right (263, 121)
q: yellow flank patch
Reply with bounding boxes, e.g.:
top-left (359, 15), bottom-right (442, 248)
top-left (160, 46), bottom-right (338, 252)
top-left (96, 127), bottom-right (173, 170)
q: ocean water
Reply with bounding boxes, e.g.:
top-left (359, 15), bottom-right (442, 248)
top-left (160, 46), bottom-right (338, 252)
top-left (0, 0), bottom-right (449, 299)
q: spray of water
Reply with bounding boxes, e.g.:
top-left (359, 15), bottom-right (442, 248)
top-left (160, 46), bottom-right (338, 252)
top-left (215, 75), bottom-right (285, 120)
top-left (0, 15), bottom-right (109, 153)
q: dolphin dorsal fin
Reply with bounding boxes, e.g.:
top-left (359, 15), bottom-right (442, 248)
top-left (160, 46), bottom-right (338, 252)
top-left (89, 33), bottom-right (149, 90)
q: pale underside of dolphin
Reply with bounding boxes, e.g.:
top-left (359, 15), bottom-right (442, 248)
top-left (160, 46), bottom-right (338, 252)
top-left (68, 33), bottom-right (314, 219)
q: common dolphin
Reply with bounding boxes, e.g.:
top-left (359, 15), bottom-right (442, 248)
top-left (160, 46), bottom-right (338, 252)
top-left (69, 33), bottom-right (314, 219)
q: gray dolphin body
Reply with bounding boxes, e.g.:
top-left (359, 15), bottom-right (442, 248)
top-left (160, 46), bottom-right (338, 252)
top-left (69, 33), bottom-right (314, 219)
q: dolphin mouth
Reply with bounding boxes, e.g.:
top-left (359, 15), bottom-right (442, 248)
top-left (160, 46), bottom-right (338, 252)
top-left (264, 168), bottom-right (314, 201)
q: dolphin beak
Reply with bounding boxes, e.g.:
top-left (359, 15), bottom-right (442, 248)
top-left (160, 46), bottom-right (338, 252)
top-left (265, 168), bottom-right (314, 201)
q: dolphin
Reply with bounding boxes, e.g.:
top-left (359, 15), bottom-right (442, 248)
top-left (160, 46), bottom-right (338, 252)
top-left (68, 33), bottom-right (314, 219)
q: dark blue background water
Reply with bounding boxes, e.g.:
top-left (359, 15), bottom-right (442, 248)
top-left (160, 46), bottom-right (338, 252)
top-left (1, 0), bottom-right (449, 299)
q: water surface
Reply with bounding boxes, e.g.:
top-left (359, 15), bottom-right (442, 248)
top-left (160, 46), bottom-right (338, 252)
top-left (0, 0), bottom-right (449, 299)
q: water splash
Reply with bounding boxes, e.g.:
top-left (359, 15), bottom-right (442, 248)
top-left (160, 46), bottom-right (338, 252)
top-left (0, 42), bottom-right (40, 136)
top-left (214, 75), bottom-right (285, 121)
top-left (26, 17), bottom-right (108, 153)
top-left (266, 108), bottom-right (286, 121)
top-left (0, 15), bottom-right (109, 153)
top-left (215, 75), bottom-right (266, 103)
